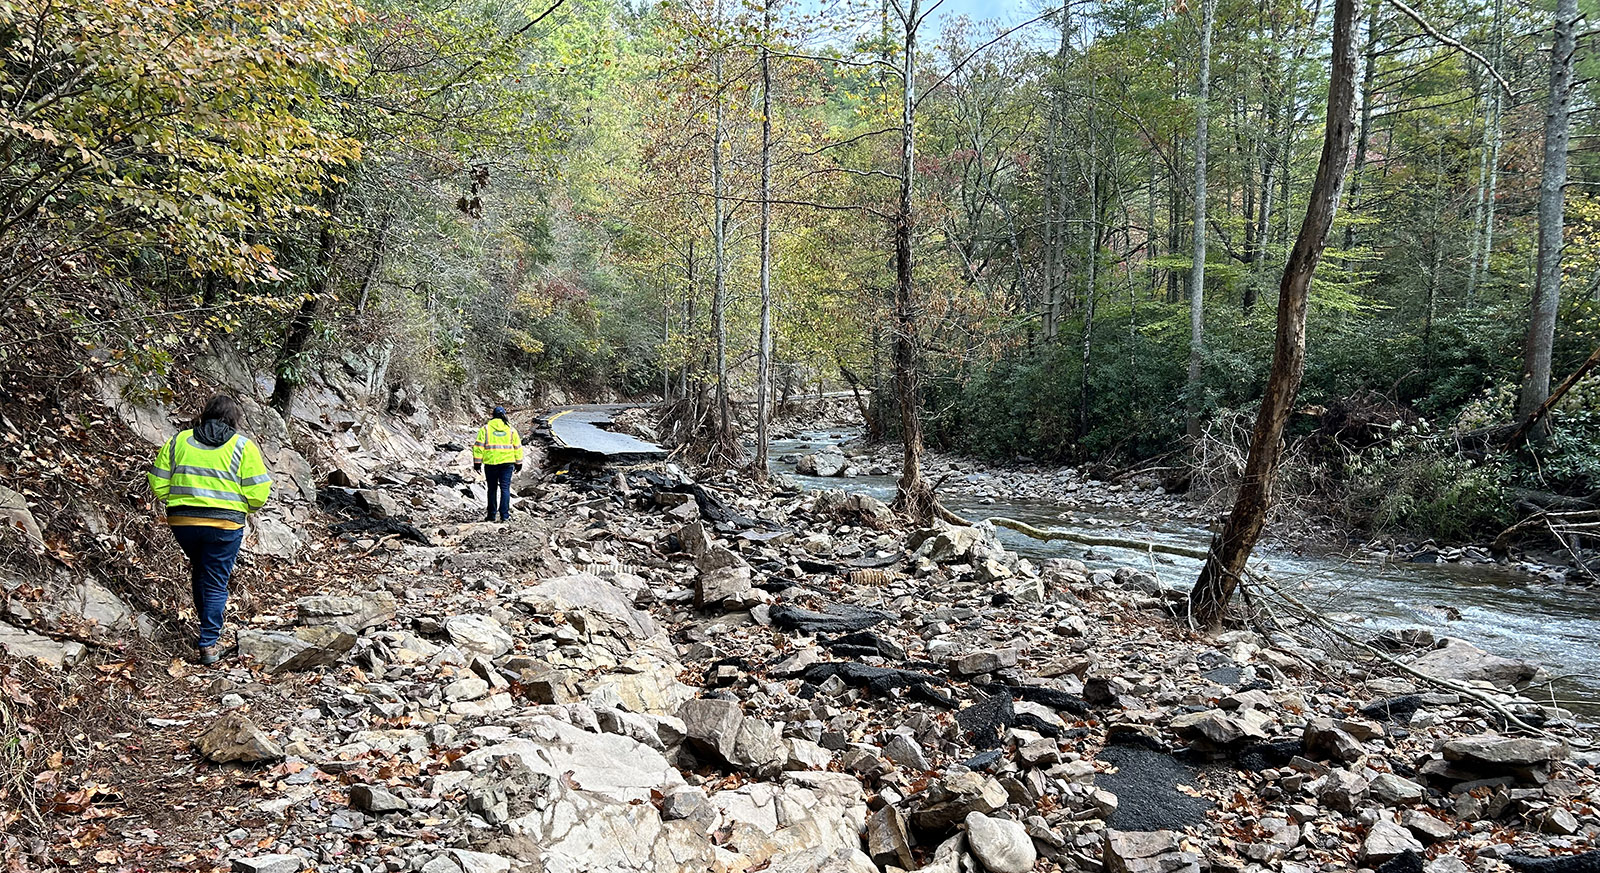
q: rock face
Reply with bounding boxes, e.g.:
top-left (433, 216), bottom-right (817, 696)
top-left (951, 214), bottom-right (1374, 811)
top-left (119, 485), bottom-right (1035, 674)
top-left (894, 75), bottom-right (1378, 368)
top-left (197, 713), bottom-right (283, 764)
top-left (237, 626), bottom-right (356, 673)
top-left (1408, 638), bottom-right (1539, 688)
top-left (964, 812), bottom-right (1036, 873)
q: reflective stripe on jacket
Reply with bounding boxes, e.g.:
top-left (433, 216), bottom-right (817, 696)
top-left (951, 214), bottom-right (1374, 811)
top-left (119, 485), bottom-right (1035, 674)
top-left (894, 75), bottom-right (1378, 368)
top-left (148, 429), bottom-right (272, 520)
top-left (473, 418), bottom-right (523, 465)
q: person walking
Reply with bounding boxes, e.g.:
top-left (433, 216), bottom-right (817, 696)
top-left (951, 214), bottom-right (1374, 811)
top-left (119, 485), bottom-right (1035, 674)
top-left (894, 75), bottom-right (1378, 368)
top-left (473, 406), bottom-right (523, 523)
top-left (147, 395), bottom-right (272, 665)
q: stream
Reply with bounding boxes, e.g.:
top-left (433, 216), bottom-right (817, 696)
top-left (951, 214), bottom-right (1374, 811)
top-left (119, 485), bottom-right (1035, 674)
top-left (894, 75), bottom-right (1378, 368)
top-left (770, 431), bottom-right (1600, 714)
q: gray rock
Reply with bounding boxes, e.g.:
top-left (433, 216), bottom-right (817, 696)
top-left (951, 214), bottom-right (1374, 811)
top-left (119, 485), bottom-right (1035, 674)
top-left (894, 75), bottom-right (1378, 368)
top-left (965, 812), bottom-right (1036, 873)
top-left (444, 614), bottom-right (513, 658)
top-left (236, 626), bottom-right (355, 674)
top-left (231, 855), bottom-right (304, 873)
top-left (1408, 638), bottom-right (1538, 688)
top-left (349, 783), bottom-right (409, 814)
top-left (447, 850), bottom-right (512, 873)
top-left (1103, 830), bottom-right (1196, 873)
top-left (1538, 806), bottom-right (1581, 836)
top-left (660, 786), bottom-right (715, 827)
top-left (912, 771), bottom-right (1008, 830)
top-left (678, 698), bottom-right (783, 776)
top-left (443, 676), bottom-right (490, 701)
top-left (867, 805), bottom-right (914, 869)
top-left (1362, 819), bottom-right (1424, 865)
top-left (798, 448), bottom-right (848, 477)
top-left (514, 573), bottom-right (659, 639)
top-left (0, 621), bottom-right (86, 668)
top-left (1317, 768), bottom-right (1370, 813)
top-left (1369, 772), bottom-right (1426, 805)
top-left (1304, 718), bottom-right (1365, 763)
top-left (1403, 810), bottom-right (1455, 843)
top-left (882, 734), bottom-right (931, 772)
top-left (0, 485), bottom-right (45, 552)
top-left (1170, 708), bottom-right (1270, 747)
top-left (295, 592), bottom-right (396, 631)
top-left (197, 713), bottom-right (283, 764)
top-left (1443, 735), bottom-right (1566, 771)
top-left (954, 647), bottom-right (1019, 676)
top-left (696, 565), bottom-right (753, 610)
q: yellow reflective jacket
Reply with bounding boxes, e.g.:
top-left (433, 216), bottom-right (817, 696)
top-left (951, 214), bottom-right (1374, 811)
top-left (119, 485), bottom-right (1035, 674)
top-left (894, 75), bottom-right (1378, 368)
top-left (473, 418), bottom-right (523, 466)
top-left (148, 428), bottom-right (273, 523)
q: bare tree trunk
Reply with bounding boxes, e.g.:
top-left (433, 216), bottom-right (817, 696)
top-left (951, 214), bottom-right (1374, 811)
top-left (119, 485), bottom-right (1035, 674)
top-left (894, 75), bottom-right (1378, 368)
top-left (1517, 0), bottom-right (1581, 440)
top-left (710, 27), bottom-right (739, 462)
top-left (1190, 0), bottom-right (1361, 629)
top-left (753, 5), bottom-right (775, 480)
top-left (1185, 0), bottom-right (1216, 441)
top-left (1342, 0), bottom-right (1379, 257)
top-left (1471, 0), bottom-right (1506, 298)
top-left (270, 193), bottom-right (342, 416)
top-left (891, 0), bottom-right (934, 522)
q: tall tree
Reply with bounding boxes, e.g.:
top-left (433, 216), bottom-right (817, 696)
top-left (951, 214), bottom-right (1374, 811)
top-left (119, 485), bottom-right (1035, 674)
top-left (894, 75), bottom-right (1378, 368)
top-left (754, 2), bottom-right (776, 478)
top-left (1185, 0), bottom-right (1216, 441)
top-left (1516, 0), bottom-right (1581, 439)
top-left (1190, 0), bottom-right (1361, 628)
top-left (889, 0), bottom-right (937, 521)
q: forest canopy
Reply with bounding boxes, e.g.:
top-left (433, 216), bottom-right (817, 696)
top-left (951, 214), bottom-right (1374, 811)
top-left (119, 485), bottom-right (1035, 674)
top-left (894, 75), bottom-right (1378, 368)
top-left (4, 0), bottom-right (1599, 539)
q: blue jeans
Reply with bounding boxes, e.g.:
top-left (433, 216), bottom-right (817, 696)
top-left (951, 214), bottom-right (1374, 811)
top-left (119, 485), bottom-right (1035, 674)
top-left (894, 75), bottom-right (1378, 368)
top-left (171, 525), bottom-right (244, 648)
top-left (485, 463), bottom-right (514, 520)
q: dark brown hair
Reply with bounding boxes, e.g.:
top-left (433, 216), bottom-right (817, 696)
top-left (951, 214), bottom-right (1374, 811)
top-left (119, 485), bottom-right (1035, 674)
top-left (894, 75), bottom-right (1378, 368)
top-left (200, 394), bottom-right (244, 428)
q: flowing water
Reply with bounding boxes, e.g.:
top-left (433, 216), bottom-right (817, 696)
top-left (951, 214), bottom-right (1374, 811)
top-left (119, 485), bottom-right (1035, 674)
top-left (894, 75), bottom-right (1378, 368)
top-left (770, 431), bottom-right (1600, 713)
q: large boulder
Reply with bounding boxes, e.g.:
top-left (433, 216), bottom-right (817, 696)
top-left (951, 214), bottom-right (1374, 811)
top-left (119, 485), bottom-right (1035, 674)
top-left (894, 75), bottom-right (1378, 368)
top-left (678, 698), bottom-right (785, 777)
top-left (1438, 734), bottom-right (1568, 785)
top-left (796, 448), bottom-right (848, 477)
top-left (237, 626), bottom-right (356, 673)
top-left (1408, 638), bottom-right (1539, 688)
top-left (296, 591), bottom-right (396, 632)
top-left (513, 574), bottom-right (658, 640)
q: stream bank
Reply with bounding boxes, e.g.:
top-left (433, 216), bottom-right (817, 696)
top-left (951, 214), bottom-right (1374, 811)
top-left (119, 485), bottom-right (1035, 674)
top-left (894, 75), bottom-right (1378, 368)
top-left (772, 429), bottom-right (1600, 715)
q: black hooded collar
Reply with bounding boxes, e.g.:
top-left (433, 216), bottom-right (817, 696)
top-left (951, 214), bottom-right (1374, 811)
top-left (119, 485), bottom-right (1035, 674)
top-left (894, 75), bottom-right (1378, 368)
top-left (193, 418), bottom-right (237, 447)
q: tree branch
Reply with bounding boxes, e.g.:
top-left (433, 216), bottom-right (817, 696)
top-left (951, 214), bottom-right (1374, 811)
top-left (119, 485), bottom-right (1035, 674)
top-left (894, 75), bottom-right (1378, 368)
top-left (1386, 0), bottom-right (1515, 96)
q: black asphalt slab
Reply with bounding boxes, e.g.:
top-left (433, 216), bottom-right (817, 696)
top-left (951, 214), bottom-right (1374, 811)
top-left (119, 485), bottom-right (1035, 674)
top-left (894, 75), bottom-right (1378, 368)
top-left (542, 404), bottom-right (667, 461)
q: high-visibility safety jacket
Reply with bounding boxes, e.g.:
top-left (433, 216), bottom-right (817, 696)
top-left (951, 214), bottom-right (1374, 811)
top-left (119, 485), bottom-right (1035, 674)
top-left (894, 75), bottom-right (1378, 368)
top-left (473, 418), bottom-right (523, 466)
top-left (148, 429), bottom-right (273, 527)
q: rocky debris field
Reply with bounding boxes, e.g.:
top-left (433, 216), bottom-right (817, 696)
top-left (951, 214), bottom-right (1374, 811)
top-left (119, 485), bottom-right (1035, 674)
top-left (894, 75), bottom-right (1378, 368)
top-left (10, 420), bottom-right (1600, 873)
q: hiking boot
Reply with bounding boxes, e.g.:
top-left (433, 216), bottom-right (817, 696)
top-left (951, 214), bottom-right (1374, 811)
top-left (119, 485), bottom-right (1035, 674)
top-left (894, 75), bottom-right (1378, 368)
top-left (198, 645), bottom-right (221, 666)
